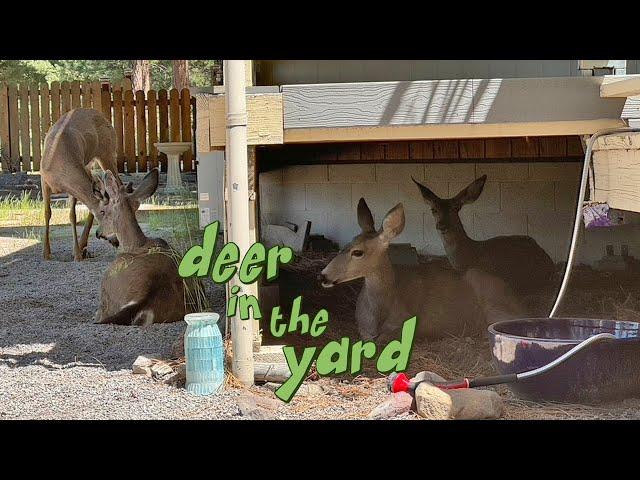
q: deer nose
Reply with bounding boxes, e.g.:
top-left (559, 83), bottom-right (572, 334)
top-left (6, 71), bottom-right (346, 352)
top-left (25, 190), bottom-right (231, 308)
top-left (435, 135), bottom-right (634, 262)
top-left (317, 273), bottom-right (327, 284)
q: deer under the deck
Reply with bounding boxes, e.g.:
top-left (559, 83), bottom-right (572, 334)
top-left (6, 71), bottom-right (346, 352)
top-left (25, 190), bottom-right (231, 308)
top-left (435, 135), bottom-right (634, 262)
top-left (318, 199), bottom-right (524, 342)
top-left (413, 175), bottom-right (556, 295)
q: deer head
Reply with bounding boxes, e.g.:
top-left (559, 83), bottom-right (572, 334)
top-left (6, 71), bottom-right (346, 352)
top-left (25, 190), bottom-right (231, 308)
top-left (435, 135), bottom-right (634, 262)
top-left (412, 175), bottom-right (486, 233)
top-left (318, 198), bottom-right (405, 288)
top-left (93, 168), bottom-right (159, 243)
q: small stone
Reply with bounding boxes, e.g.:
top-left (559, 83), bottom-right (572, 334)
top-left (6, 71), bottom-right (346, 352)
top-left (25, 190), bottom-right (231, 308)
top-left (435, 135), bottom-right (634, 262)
top-left (150, 360), bottom-right (174, 378)
top-left (132, 354), bottom-right (161, 376)
top-left (237, 394), bottom-right (277, 420)
top-left (448, 389), bottom-right (504, 420)
top-left (368, 392), bottom-right (414, 419)
top-left (411, 371), bottom-right (447, 384)
top-left (296, 383), bottom-right (324, 396)
top-left (415, 382), bottom-right (452, 420)
top-left (163, 363), bottom-right (186, 387)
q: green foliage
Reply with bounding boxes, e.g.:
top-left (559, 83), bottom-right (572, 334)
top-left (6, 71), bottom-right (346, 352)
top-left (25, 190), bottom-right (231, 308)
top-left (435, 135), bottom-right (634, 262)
top-left (0, 60), bottom-right (221, 89)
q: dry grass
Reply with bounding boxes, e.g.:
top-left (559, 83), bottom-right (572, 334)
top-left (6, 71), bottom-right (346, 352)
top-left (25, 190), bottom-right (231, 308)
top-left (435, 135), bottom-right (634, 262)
top-left (271, 251), bottom-right (640, 419)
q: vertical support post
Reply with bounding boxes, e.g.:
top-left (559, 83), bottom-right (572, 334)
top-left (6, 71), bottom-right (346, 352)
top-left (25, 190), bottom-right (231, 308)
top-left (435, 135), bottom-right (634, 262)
top-left (224, 60), bottom-right (254, 386)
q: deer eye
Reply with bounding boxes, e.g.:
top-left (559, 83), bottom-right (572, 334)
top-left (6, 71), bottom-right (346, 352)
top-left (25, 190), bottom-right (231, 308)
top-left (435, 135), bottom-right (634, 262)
top-left (351, 250), bottom-right (364, 257)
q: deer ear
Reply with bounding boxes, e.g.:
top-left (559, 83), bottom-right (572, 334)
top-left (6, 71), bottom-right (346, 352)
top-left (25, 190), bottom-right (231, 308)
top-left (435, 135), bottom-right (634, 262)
top-left (131, 168), bottom-right (159, 202)
top-left (454, 175), bottom-right (487, 205)
top-left (380, 203), bottom-right (405, 242)
top-left (412, 177), bottom-right (439, 206)
top-left (104, 171), bottom-right (121, 199)
top-left (357, 198), bottom-right (375, 233)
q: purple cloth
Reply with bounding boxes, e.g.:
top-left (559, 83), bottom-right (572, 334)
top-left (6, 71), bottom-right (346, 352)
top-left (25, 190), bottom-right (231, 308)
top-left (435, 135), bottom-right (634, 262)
top-left (583, 203), bottom-right (613, 229)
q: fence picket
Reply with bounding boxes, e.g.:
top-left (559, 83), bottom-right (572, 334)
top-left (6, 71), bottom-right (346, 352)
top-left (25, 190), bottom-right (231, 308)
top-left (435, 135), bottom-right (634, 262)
top-left (0, 83), bottom-right (10, 172)
top-left (91, 81), bottom-right (102, 112)
top-left (40, 83), bottom-right (51, 140)
top-left (123, 89), bottom-right (135, 173)
top-left (18, 84), bottom-right (31, 171)
top-left (180, 88), bottom-right (193, 172)
top-left (112, 86), bottom-right (125, 172)
top-left (147, 90), bottom-right (158, 170)
top-left (135, 90), bottom-right (147, 171)
top-left (158, 89), bottom-right (169, 172)
top-left (71, 81), bottom-right (81, 109)
top-left (81, 81), bottom-right (92, 108)
top-left (29, 84), bottom-right (42, 170)
top-left (7, 84), bottom-right (19, 172)
top-left (50, 81), bottom-right (61, 123)
top-left (60, 81), bottom-right (71, 114)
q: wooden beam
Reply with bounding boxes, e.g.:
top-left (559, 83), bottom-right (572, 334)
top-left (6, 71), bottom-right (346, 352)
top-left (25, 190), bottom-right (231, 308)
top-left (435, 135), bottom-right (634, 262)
top-left (600, 76), bottom-right (640, 98)
top-left (283, 119), bottom-right (626, 144)
top-left (209, 93), bottom-right (283, 147)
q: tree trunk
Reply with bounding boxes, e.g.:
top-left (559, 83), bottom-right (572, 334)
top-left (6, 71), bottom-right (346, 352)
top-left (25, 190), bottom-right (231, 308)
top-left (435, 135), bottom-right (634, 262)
top-left (172, 60), bottom-right (190, 90)
top-left (131, 60), bottom-right (151, 92)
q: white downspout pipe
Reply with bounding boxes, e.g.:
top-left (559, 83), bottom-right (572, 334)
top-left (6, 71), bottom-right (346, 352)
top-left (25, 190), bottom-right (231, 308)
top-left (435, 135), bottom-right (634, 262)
top-left (224, 60), bottom-right (254, 386)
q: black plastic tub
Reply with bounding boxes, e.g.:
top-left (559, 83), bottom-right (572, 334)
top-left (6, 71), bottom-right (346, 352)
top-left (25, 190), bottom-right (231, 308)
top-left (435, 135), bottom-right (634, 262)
top-left (487, 318), bottom-right (640, 404)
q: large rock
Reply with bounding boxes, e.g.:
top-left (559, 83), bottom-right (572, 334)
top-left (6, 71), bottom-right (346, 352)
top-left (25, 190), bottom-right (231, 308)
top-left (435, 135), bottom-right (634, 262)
top-left (411, 371), bottom-right (447, 384)
top-left (448, 389), bottom-right (504, 419)
top-left (368, 392), bottom-right (414, 419)
top-left (415, 383), bottom-right (504, 420)
top-left (415, 383), bottom-right (452, 420)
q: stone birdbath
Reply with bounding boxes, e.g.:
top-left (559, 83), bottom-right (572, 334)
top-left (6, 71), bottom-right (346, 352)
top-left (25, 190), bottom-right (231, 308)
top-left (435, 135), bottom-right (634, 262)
top-left (154, 142), bottom-right (192, 193)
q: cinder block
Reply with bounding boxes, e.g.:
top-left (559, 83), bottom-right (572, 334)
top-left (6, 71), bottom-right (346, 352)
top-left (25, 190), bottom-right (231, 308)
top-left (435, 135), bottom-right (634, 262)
top-left (351, 183), bottom-right (400, 220)
top-left (376, 164), bottom-right (424, 183)
top-left (449, 181), bottom-right (500, 214)
top-left (425, 163), bottom-right (475, 183)
top-left (327, 211), bottom-right (360, 247)
top-left (529, 162), bottom-right (581, 181)
top-left (554, 181), bottom-right (580, 213)
top-left (527, 212), bottom-right (573, 262)
top-left (260, 183), bottom-right (284, 214)
top-left (473, 212), bottom-right (527, 240)
top-left (477, 163), bottom-right (529, 182)
top-left (305, 183), bottom-right (352, 212)
top-left (273, 183), bottom-right (306, 213)
top-left (500, 182), bottom-right (554, 213)
top-left (283, 165), bottom-right (328, 183)
top-left (259, 169), bottom-right (283, 186)
top-left (399, 182), bottom-right (427, 213)
top-left (329, 164), bottom-right (375, 183)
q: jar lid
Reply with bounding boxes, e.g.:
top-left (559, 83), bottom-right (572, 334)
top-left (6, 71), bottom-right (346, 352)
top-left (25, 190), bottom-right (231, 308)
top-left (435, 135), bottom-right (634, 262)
top-left (184, 312), bottom-right (220, 325)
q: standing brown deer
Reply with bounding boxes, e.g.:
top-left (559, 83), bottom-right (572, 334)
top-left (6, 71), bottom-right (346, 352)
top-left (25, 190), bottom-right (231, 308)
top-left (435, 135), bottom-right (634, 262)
top-left (40, 108), bottom-right (122, 261)
top-left (412, 175), bottom-right (556, 294)
top-left (93, 169), bottom-right (186, 325)
top-left (318, 199), bottom-right (524, 342)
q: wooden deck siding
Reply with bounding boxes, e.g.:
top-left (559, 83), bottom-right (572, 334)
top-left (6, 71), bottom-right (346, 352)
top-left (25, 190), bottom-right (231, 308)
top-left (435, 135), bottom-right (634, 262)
top-left (281, 76), bottom-right (631, 142)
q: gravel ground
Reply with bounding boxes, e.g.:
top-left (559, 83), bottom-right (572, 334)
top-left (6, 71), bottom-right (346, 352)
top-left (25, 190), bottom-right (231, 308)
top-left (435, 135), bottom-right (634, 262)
top-left (0, 225), bottom-right (390, 420)
top-left (2, 223), bottom-right (639, 420)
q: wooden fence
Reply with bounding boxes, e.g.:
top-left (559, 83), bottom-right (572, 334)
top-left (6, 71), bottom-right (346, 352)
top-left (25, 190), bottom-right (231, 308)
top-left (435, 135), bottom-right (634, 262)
top-left (0, 80), bottom-right (194, 174)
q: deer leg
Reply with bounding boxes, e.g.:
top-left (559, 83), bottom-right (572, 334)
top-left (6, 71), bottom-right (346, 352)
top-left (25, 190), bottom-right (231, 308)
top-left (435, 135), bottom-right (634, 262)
top-left (69, 196), bottom-right (83, 261)
top-left (42, 180), bottom-right (52, 260)
top-left (79, 212), bottom-right (94, 254)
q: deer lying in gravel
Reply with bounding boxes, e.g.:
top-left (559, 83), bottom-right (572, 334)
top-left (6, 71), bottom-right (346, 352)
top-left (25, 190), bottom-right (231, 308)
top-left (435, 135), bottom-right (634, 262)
top-left (318, 199), bottom-right (524, 342)
top-left (413, 175), bottom-right (556, 295)
top-left (93, 169), bottom-right (186, 326)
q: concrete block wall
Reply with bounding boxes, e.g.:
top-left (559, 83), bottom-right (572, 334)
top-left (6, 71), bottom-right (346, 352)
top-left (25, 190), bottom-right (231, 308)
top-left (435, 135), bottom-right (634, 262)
top-left (259, 163), bottom-right (640, 265)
